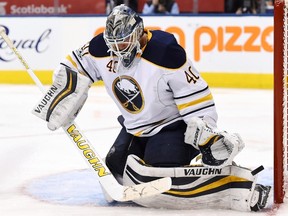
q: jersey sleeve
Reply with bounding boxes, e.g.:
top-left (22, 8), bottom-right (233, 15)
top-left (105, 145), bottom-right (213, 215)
top-left (166, 59), bottom-right (218, 126)
top-left (58, 42), bottom-right (101, 83)
top-left (56, 34), bottom-right (108, 83)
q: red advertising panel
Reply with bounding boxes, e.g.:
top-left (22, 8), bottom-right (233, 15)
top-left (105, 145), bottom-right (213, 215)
top-left (0, 0), bottom-right (106, 15)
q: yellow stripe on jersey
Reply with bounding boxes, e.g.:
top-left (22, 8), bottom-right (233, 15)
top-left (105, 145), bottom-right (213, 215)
top-left (141, 29), bottom-right (152, 53)
top-left (134, 131), bottom-right (143, 137)
top-left (177, 93), bottom-right (213, 110)
top-left (166, 176), bottom-right (249, 196)
top-left (66, 55), bottom-right (78, 68)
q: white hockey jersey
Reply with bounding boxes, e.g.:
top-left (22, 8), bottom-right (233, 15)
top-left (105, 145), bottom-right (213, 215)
top-left (58, 29), bottom-right (218, 137)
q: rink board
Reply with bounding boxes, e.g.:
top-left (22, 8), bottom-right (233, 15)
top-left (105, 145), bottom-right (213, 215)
top-left (0, 15), bottom-right (273, 88)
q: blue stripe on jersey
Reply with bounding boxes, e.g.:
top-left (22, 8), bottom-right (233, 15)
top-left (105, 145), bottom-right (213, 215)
top-left (173, 86), bottom-right (209, 100)
top-left (126, 115), bottom-right (181, 131)
top-left (181, 103), bottom-right (216, 118)
top-left (141, 116), bottom-right (183, 136)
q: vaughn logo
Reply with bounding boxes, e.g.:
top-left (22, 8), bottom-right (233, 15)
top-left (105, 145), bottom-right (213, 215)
top-left (34, 85), bottom-right (58, 114)
top-left (184, 167), bottom-right (222, 176)
top-left (0, 26), bottom-right (51, 62)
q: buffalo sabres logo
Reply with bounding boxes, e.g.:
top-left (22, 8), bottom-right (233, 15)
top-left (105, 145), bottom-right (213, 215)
top-left (112, 76), bottom-right (144, 113)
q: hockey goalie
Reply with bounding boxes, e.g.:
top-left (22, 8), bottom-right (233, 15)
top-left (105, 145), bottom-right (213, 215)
top-left (31, 4), bottom-right (271, 212)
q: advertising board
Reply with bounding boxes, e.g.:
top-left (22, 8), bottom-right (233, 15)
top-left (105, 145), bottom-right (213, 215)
top-left (0, 15), bottom-right (273, 88)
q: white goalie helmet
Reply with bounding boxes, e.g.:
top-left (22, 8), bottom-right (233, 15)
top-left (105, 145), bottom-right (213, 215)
top-left (104, 4), bottom-right (144, 68)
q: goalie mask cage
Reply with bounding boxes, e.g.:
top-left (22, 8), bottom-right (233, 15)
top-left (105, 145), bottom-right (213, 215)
top-left (274, 0), bottom-right (288, 204)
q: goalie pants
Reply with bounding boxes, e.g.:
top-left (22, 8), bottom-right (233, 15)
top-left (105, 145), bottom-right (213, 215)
top-left (105, 116), bottom-right (200, 176)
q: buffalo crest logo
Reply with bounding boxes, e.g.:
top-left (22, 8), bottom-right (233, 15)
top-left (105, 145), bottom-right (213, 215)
top-left (112, 76), bottom-right (144, 113)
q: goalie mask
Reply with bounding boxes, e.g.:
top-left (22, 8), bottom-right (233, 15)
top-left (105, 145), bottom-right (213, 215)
top-left (104, 4), bottom-right (144, 68)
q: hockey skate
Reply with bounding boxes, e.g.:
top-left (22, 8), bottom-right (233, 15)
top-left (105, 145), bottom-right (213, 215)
top-left (250, 184), bottom-right (272, 211)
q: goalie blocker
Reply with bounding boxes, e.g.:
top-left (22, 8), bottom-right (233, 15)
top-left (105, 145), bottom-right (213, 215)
top-left (185, 117), bottom-right (245, 168)
top-left (122, 155), bottom-right (271, 212)
top-left (32, 66), bottom-right (92, 130)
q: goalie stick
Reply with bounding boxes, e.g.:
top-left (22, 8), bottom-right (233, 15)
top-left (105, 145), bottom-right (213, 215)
top-left (0, 27), bottom-right (172, 202)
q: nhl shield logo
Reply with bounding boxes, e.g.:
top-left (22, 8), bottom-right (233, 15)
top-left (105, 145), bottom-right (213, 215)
top-left (112, 76), bottom-right (144, 113)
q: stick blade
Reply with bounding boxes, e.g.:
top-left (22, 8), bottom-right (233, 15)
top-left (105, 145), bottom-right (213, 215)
top-left (113, 177), bottom-right (172, 202)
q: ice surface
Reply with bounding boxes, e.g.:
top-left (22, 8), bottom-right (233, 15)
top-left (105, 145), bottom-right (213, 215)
top-left (0, 85), bottom-right (287, 216)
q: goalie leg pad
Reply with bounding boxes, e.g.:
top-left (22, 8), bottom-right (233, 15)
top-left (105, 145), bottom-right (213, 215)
top-left (122, 155), bottom-right (271, 211)
top-left (32, 66), bottom-right (92, 130)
